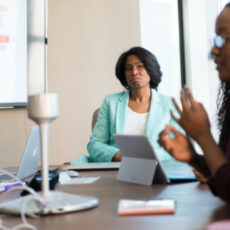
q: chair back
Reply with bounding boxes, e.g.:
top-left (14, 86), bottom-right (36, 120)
top-left (91, 108), bottom-right (100, 130)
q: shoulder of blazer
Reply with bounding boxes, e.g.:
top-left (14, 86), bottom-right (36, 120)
top-left (151, 89), bottom-right (173, 110)
top-left (151, 89), bottom-right (171, 103)
top-left (104, 90), bottom-right (129, 103)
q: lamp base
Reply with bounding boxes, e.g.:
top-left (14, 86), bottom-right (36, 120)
top-left (0, 191), bottom-right (99, 215)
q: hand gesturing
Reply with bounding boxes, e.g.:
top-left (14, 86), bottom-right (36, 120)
top-left (171, 86), bottom-right (211, 144)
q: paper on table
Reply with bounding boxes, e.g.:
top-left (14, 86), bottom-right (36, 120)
top-left (58, 172), bottom-right (100, 185)
top-left (64, 177), bottom-right (100, 184)
top-left (58, 172), bottom-right (72, 184)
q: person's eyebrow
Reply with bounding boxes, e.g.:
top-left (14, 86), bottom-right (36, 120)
top-left (125, 62), bottom-right (143, 66)
top-left (216, 25), bottom-right (229, 34)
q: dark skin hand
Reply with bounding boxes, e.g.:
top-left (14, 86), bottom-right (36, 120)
top-left (112, 152), bottom-right (122, 162)
top-left (158, 86), bottom-right (228, 176)
top-left (158, 124), bottom-right (196, 163)
top-left (170, 86), bottom-right (211, 145)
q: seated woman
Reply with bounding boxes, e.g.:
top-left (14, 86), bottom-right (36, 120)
top-left (87, 46), bottom-right (182, 162)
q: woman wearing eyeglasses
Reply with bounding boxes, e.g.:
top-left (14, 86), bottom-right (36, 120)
top-left (87, 47), bottom-right (182, 162)
top-left (158, 3), bottom-right (230, 203)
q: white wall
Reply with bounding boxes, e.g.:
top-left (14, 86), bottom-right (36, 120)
top-left (139, 0), bottom-right (182, 100)
top-left (47, 0), bottom-right (141, 164)
top-left (183, 0), bottom-right (219, 141)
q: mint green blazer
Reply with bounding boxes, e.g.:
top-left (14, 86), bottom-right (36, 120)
top-left (87, 89), bottom-right (182, 162)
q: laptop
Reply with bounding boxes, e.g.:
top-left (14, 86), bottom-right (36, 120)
top-left (114, 134), bottom-right (196, 185)
top-left (63, 162), bottom-right (120, 171)
top-left (0, 126), bottom-right (41, 182)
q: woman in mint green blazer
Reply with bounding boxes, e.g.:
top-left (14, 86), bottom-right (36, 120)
top-left (87, 47), bottom-right (182, 162)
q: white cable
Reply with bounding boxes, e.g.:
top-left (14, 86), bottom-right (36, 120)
top-left (12, 193), bottom-right (46, 230)
top-left (0, 218), bottom-right (8, 230)
top-left (0, 170), bottom-right (48, 230)
top-left (0, 169), bottom-right (21, 182)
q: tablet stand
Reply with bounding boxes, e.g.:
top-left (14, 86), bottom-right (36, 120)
top-left (117, 157), bottom-right (169, 185)
top-left (117, 158), bottom-right (159, 185)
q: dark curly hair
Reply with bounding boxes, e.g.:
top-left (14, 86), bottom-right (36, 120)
top-left (115, 47), bottom-right (162, 89)
top-left (217, 82), bottom-right (230, 151)
top-left (216, 3), bottom-right (230, 152)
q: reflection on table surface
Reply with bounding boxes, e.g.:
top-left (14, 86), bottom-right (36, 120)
top-left (0, 170), bottom-right (229, 230)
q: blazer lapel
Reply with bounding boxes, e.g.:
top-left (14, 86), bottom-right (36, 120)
top-left (116, 90), bottom-right (129, 134)
top-left (145, 89), bottom-right (160, 137)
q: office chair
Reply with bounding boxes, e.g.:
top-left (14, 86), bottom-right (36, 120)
top-left (91, 108), bottom-right (100, 130)
top-left (70, 108), bottom-right (100, 165)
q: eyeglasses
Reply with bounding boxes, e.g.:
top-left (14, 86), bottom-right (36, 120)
top-left (213, 35), bottom-right (230, 48)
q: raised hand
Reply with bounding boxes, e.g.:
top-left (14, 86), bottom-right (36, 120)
top-left (158, 124), bottom-right (196, 163)
top-left (171, 86), bottom-right (211, 145)
top-left (192, 168), bottom-right (209, 183)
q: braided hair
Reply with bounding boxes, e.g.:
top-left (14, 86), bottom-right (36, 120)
top-left (217, 83), bottom-right (230, 151)
top-left (217, 2), bottom-right (230, 151)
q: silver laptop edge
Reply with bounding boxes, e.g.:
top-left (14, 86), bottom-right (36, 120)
top-left (16, 126), bottom-right (41, 180)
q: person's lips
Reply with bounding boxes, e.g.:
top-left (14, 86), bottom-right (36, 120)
top-left (131, 77), bottom-right (141, 82)
top-left (215, 60), bottom-right (224, 71)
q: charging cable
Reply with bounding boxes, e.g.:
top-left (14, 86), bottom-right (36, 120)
top-left (0, 170), bottom-right (48, 230)
top-left (0, 169), bottom-right (21, 182)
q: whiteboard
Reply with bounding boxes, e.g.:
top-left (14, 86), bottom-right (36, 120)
top-left (0, 0), bottom-right (27, 107)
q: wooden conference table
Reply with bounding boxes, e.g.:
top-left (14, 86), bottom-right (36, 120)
top-left (1, 169), bottom-right (230, 230)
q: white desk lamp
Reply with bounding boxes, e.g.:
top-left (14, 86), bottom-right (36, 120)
top-left (0, 94), bottom-right (98, 215)
top-left (25, 93), bottom-right (99, 214)
top-left (26, 0), bottom-right (98, 214)
top-left (28, 93), bottom-right (58, 200)
top-left (0, 0), bottom-right (98, 214)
